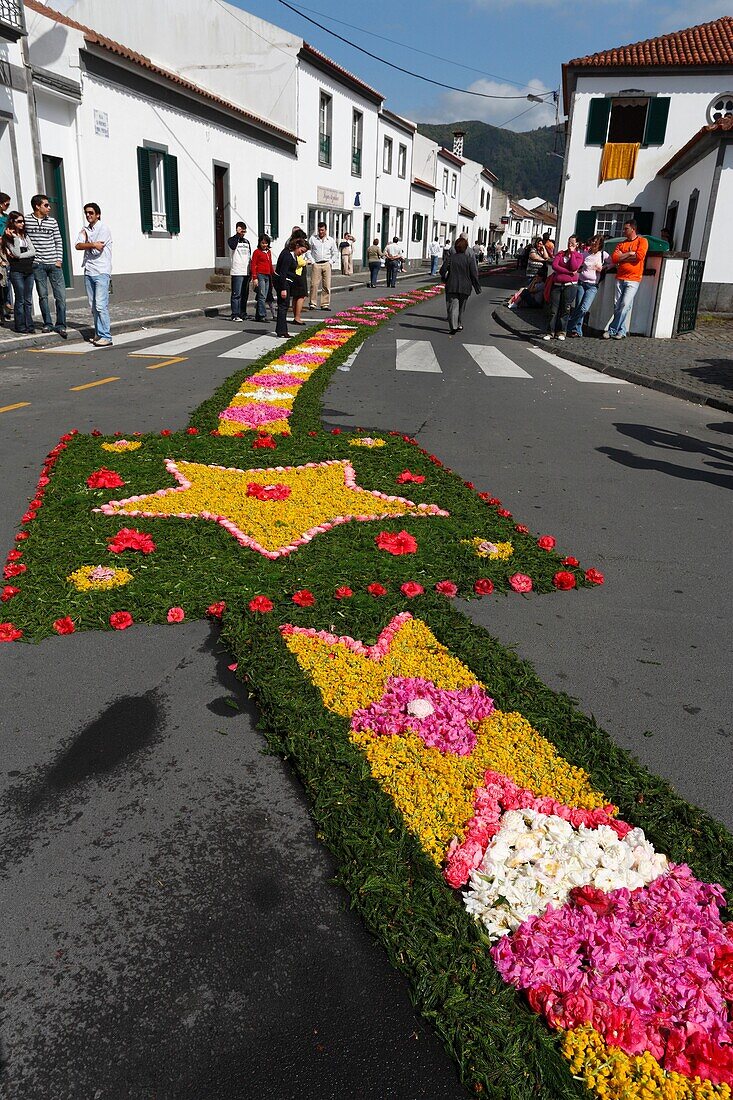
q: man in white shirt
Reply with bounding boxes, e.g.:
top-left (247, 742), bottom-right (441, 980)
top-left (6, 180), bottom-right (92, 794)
top-left (307, 222), bottom-right (338, 310)
top-left (383, 237), bottom-right (404, 288)
top-left (75, 202), bottom-right (113, 346)
top-left (427, 237), bottom-right (442, 277)
top-left (227, 222), bottom-right (252, 320)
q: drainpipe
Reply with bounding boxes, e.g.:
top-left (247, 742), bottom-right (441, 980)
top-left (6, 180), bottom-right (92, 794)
top-left (20, 35), bottom-right (44, 191)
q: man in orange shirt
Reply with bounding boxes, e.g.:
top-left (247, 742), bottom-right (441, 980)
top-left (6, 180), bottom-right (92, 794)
top-left (604, 220), bottom-right (648, 339)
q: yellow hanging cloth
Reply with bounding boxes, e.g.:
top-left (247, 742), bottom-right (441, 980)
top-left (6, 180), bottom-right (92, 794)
top-left (600, 142), bottom-right (640, 182)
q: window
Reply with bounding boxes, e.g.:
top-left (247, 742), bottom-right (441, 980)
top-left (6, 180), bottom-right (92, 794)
top-left (257, 177), bottom-right (279, 240)
top-left (514, 221), bottom-right (520, 234)
top-left (707, 93), bottom-right (733, 125)
top-left (585, 96), bottom-right (670, 147)
top-left (383, 136), bottom-right (393, 174)
top-left (594, 210), bottom-right (627, 237)
top-left (442, 168), bottom-right (449, 193)
top-left (411, 212), bottom-right (424, 242)
top-left (480, 188), bottom-right (485, 208)
top-left (396, 208), bottom-right (404, 239)
top-left (319, 92), bottom-right (332, 167)
top-left (664, 201), bottom-right (678, 250)
top-left (351, 110), bottom-right (363, 177)
top-left (681, 189), bottom-right (699, 253)
top-left (308, 207), bottom-right (352, 239)
top-left (136, 145), bottom-right (180, 234)
top-left (451, 173), bottom-right (457, 198)
top-left (397, 143), bottom-right (407, 178)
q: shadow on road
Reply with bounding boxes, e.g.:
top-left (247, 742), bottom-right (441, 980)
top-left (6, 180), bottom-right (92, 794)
top-left (598, 422), bottom-right (733, 489)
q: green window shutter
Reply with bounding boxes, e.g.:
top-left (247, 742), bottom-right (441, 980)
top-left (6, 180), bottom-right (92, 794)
top-left (269, 181), bottom-right (279, 241)
top-left (643, 97), bottom-right (670, 146)
top-left (257, 178), bottom-right (266, 239)
top-left (585, 98), bottom-right (611, 146)
top-left (574, 209), bottom-right (597, 240)
top-left (636, 211), bottom-right (654, 235)
top-left (136, 146), bottom-right (153, 233)
top-left (163, 153), bottom-right (180, 235)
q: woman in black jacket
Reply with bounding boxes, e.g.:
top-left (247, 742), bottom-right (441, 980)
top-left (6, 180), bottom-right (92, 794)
top-left (274, 236), bottom-right (308, 338)
top-left (439, 237), bottom-right (482, 335)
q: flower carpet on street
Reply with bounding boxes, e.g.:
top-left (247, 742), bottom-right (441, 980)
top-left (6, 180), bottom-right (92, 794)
top-left (3, 284), bottom-right (731, 1099)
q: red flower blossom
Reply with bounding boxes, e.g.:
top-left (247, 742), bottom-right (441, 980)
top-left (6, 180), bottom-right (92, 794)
top-left (486, 496), bottom-right (501, 506)
top-left (53, 616), bottom-right (76, 635)
top-left (209, 430), bottom-right (220, 436)
top-left (60, 431), bottom-right (77, 442)
top-left (435, 580), bottom-right (458, 597)
top-left (252, 435), bottom-right (276, 449)
top-left (107, 528), bottom-right (156, 554)
top-left (562, 556), bottom-right (580, 567)
top-left (334, 586), bottom-right (353, 599)
top-left (249, 595), bottom-right (274, 613)
top-left (570, 885), bottom-right (617, 917)
top-left (713, 943), bottom-right (733, 1001)
top-left (553, 571), bottom-right (577, 591)
top-left (206, 601), bottom-right (226, 619)
top-left (428, 455), bottom-right (443, 466)
top-left (0, 621), bottom-right (22, 642)
top-left (537, 535), bottom-right (556, 551)
top-left (464, 481), bottom-right (474, 489)
top-left (400, 581), bottom-right (424, 598)
top-left (509, 573), bottom-right (533, 593)
top-left (3, 562), bottom-right (26, 579)
top-left (246, 482), bottom-right (291, 502)
top-left (160, 429), bottom-right (172, 436)
top-left (292, 589), bottom-right (316, 607)
top-left (109, 611), bottom-right (133, 630)
top-left (91, 429), bottom-right (102, 437)
top-left (2, 586), bottom-right (20, 601)
top-left (474, 578), bottom-right (494, 595)
top-left (30, 498), bottom-right (43, 509)
top-left (86, 468), bottom-right (126, 490)
top-left (15, 533), bottom-right (29, 542)
top-left (21, 512), bottom-right (37, 524)
top-left (37, 476), bottom-right (50, 488)
top-left (6, 550), bottom-right (23, 561)
top-left (496, 508), bottom-right (512, 518)
top-left (367, 582), bottom-right (387, 597)
top-left (396, 470), bottom-right (426, 484)
top-left (514, 524), bottom-right (529, 535)
top-left (375, 530), bottom-right (418, 555)
top-left (331, 428), bottom-right (342, 435)
top-left (308, 431), bottom-right (318, 437)
top-left (167, 606), bottom-right (185, 623)
top-left (585, 567), bottom-right (604, 585)
top-left (186, 427), bottom-right (199, 435)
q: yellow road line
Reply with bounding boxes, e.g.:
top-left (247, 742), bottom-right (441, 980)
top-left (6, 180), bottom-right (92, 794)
top-left (128, 354), bottom-right (188, 370)
top-left (70, 376), bottom-right (120, 391)
top-left (0, 402), bottom-right (31, 414)
top-left (29, 348), bottom-right (87, 355)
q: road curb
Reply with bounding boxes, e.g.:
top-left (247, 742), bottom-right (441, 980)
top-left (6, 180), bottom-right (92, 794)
top-left (492, 305), bottom-right (733, 414)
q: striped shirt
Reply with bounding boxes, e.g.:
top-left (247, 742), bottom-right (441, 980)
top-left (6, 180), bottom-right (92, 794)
top-left (25, 214), bottom-right (64, 264)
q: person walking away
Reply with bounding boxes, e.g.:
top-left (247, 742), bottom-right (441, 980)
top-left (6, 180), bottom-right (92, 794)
top-left (568, 235), bottom-right (609, 338)
top-left (307, 222), bottom-right (338, 310)
top-left (0, 193), bottom-right (12, 321)
top-left (275, 236), bottom-right (308, 338)
top-left (339, 231), bottom-right (356, 276)
top-left (75, 202), bottom-right (113, 346)
top-left (439, 236), bottom-right (481, 335)
top-left (544, 236), bottom-right (582, 341)
top-left (427, 236), bottom-right (442, 277)
top-left (605, 220), bottom-right (648, 339)
top-left (366, 238), bottom-right (382, 287)
top-left (384, 237), bottom-right (404, 288)
top-left (228, 222), bottom-right (252, 321)
top-left (2, 212), bottom-right (36, 334)
top-left (26, 193), bottom-right (66, 338)
top-left (251, 235), bottom-right (274, 322)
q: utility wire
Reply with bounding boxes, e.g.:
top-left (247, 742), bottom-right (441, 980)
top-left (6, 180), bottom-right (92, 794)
top-left (276, 0), bottom-right (554, 100)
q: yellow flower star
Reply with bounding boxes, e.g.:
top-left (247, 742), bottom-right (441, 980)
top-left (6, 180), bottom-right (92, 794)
top-left (97, 458), bottom-right (448, 558)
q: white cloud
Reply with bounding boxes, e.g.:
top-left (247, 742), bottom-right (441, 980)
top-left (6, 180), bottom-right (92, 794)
top-left (416, 77), bottom-right (556, 132)
top-left (653, 0), bottom-right (730, 30)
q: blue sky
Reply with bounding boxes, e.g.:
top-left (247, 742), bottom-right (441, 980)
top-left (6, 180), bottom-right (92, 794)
top-left (232, 0), bottom-right (729, 130)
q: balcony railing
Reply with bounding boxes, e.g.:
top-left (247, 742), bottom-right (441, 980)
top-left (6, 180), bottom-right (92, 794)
top-left (319, 134), bottom-right (331, 167)
top-left (0, 0), bottom-right (25, 40)
top-left (351, 148), bottom-right (361, 176)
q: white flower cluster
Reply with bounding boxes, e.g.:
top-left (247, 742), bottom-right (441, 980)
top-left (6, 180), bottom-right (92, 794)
top-left (464, 809), bottom-right (668, 942)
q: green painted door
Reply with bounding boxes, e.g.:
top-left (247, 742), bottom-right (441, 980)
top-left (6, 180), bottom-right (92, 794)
top-left (381, 206), bottom-right (390, 249)
top-left (362, 213), bottom-right (371, 267)
top-left (42, 155), bottom-right (72, 287)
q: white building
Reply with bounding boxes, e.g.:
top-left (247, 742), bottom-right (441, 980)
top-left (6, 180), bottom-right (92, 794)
top-left (558, 16), bottom-right (733, 311)
top-left (408, 131), bottom-right (440, 264)
top-left (375, 108), bottom-right (414, 252)
top-left (458, 159), bottom-right (495, 250)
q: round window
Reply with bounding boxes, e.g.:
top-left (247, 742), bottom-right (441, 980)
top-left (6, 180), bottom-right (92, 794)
top-left (707, 93), bottom-right (733, 125)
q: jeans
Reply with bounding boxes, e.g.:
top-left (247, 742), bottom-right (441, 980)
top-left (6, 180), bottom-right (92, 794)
top-left (230, 274), bottom-right (250, 319)
top-left (85, 272), bottom-right (111, 340)
top-left (568, 283), bottom-right (598, 335)
top-left (430, 255), bottom-right (440, 276)
top-left (608, 279), bottom-right (639, 337)
top-left (385, 259), bottom-right (399, 288)
top-left (446, 292), bottom-right (469, 332)
top-left (276, 289), bottom-right (290, 336)
top-left (10, 270), bottom-right (35, 332)
top-left (368, 262), bottom-right (380, 287)
top-left (547, 283), bottom-right (577, 335)
top-left (34, 263), bottom-right (66, 330)
top-left (256, 274), bottom-right (270, 321)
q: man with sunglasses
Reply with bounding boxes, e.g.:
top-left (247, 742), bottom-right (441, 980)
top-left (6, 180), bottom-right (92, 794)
top-left (75, 203), bottom-right (113, 346)
top-left (26, 194), bottom-right (67, 338)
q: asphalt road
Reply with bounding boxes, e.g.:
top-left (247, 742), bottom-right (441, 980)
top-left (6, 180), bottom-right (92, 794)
top-left (1, 275), bottom-right (731, 1099)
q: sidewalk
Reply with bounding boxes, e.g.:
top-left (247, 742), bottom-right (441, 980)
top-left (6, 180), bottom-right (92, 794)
top-left (493, 296), bottom-right (733, 414)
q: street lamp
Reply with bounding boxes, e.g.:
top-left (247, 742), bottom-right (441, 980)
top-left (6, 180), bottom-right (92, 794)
top-left (527, 94), bottom-right (545, 104)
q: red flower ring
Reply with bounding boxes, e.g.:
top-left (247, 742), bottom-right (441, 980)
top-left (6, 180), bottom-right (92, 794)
top-left (246, 482), bottom-right (292, 502)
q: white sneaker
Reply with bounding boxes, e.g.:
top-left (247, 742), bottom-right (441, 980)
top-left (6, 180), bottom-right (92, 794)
top-left (94, 338), bottom-right (113, 347)
top-left (556, 333), bottom-right (565, 341)
top-left (602, 331), bottom-right (611, 339)
top-left (542, 334), bottom-right (553, 341)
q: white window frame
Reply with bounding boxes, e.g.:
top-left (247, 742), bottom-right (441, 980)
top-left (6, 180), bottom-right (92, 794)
top-left (451, 173), bottom-right (457, 198)
top-left (148, 149), bottom-right (167, 231)
top-left (319, 92), bottom-right (332, 167)
top-left (383, 136), bottom-right (393, 174)
top-left (395, 208), bottom-right (404, 239)
top-left (397, 143), bottom-right (407, 179)
top-left (351, 110), bottom-right (363, 177)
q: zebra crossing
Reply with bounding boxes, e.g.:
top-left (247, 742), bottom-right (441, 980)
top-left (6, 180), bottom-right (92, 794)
top-left (39, 325), bottom-right (629, 385)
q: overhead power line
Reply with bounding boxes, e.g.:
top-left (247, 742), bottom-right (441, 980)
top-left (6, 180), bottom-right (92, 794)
top-left (276, 0), bottom-right (554, 101)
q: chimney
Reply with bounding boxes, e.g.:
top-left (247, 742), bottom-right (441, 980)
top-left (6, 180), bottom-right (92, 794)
top-left (452, 130), bottom-right (466, 158)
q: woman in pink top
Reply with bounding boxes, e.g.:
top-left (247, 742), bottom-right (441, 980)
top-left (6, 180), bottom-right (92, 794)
top-left (543, 235), bottom-right (583, 341)
top-left (568, 234), bottom-right (609, 337)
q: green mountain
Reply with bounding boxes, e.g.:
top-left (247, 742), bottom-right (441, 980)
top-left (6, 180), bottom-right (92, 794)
top-left (418, 121), bottom-right (563, 203)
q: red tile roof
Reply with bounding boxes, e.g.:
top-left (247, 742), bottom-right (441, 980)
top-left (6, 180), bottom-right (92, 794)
top-left (658, 115), bottom-right (733, 176)
top-left (567, 15), bottom-right (733, 69)
top-left (25, 0), bottom-right (299, 144)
